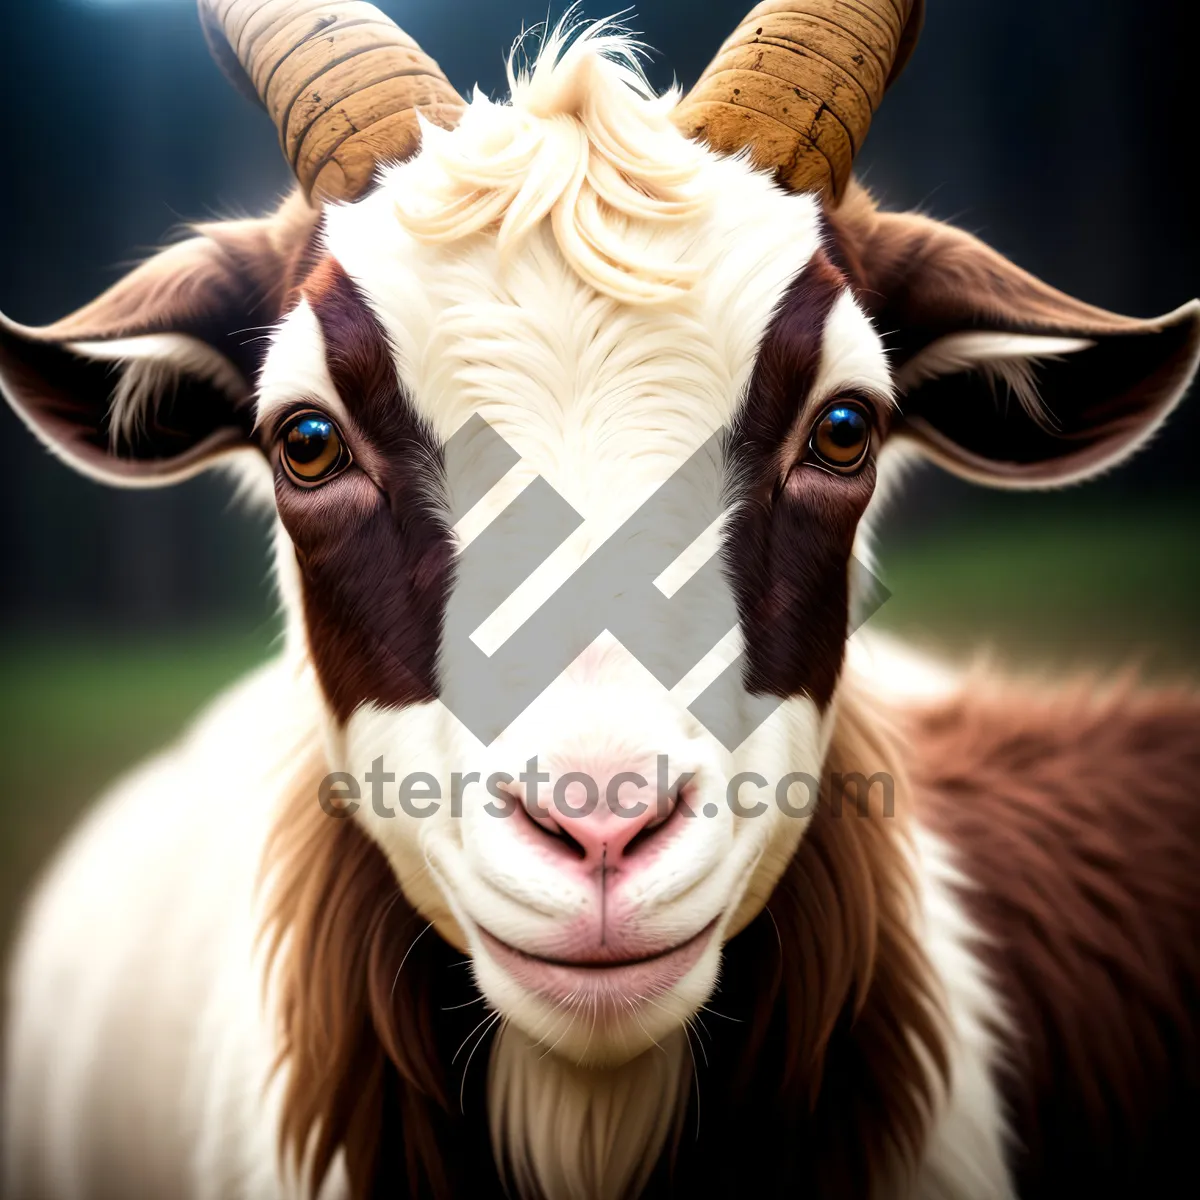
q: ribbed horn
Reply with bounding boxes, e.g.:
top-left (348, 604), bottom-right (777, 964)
top-left (198, 1), bottom-right (465, 203)
top-left (671, 0), bottom-right (925, 201)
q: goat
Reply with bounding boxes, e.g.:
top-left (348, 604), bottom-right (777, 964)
top-left (2, 3), bottom-right (1198, 1198)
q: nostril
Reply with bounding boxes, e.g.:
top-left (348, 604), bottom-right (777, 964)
top-left (622, 780), bottom-right (688, 859)
top-left (551, 824), bottom-right (589, 861)
top-left (499, 769), bottom-right (695, 867)
top-left (502, 783), bottom-right (588, 861)
top-left (622, 819), bottom-right (659, 859)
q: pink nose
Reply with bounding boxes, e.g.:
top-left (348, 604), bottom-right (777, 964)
top-left (514, 765), bottom-right (679, 867)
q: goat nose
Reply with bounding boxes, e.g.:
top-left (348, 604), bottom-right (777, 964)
top-left (523, 767), bottom-right (678, 866)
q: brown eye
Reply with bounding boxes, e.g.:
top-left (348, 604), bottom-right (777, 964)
top-left (280, 411), bottom-right (351, 485)
top-left (809, 401), bottom-right (872, 473)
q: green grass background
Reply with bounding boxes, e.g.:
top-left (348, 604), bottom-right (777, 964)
top-left (2, 505), bottom-right (1198, 954)
top-left (0, 626), bottom-right (282, 956)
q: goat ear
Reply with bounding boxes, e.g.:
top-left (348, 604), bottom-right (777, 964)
top-left (830, 186), bottom-right (1200, 486)
top-left (0, 194), bottom-right (318, 486)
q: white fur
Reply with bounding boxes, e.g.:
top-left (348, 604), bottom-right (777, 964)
top-left (909, 827), bottom-right (1015, 1200)
top-left (811, 287), bottom-right (896, 414)
top-left (2, 654), bottom-right (335, 1200)
top-left (395, 21), bottom-right (707, 307)
top-left (255, 300), bottom-right (350, 435)
top-left (488, 1024), bottom-right (690, 1200)
top-left (846, 628), bottom-right (962, 703)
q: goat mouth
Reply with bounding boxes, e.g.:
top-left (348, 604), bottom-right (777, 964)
top-left (476, 920), bottom-right (719, 1009)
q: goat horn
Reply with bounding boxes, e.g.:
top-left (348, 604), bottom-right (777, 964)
top-left (672, 1), bottom-right (925, 201)
top-left (198, 1), bottom-right (464, 203)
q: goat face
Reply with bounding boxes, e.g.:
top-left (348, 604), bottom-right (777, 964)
top-left (3, 25), bottom-right (1197, 1072)
top-left (254, 88), bottom-right (891, 1061)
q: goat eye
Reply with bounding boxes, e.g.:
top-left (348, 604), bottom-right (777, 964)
top-left (280, 412), bottom-right (351, 484)
top-left (809, 402), bottom-right (872, 473)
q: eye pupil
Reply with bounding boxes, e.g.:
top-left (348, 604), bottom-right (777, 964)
top-left (280, 412), bottom-right (349, 483)
top-left (824, 407), bottom-right (863, 447)
top-left (811, 402), bottom-right (871, 471)
top-left (287, 418), bottom-right (333, 463)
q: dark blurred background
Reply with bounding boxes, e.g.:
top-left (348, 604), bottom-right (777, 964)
top-left (1, 0), bottom-right (1197, 947)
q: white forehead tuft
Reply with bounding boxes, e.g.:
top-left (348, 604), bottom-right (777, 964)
top-left (323, 158), bottom-right (831, 424)
top-left (256, 298), bottom-right (349, 432)
top-left (392, 20), bottom-right (709, 308)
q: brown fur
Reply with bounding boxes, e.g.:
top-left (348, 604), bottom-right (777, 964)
top-left (259, 678), bottom-right (949, 1199)
top-left (32, 189), bottom-right (319, 383)
top-left (667, 681), bottom-right (949, 1197)
top-left (910, 671), bottom-right (1200, 1197)
top-left (277, 257), bottom-right (452, 724)
top-left (259, 788), bottom-right (496, 1199)
top-left (725, 249), bottom-right (885, 711)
